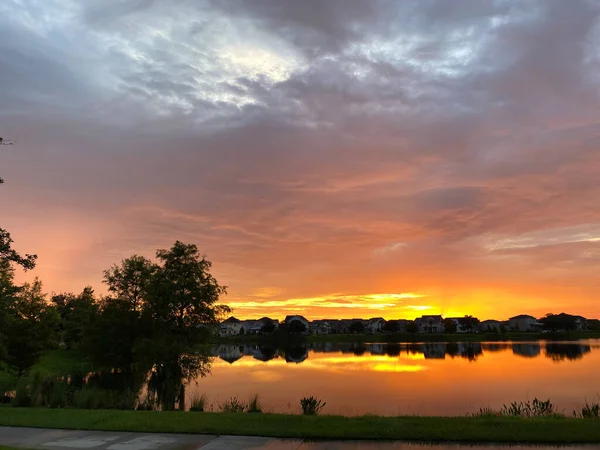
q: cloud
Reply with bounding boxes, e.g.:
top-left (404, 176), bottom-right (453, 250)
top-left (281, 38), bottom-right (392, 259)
top-left (2, 0), bottom-right (600, 319)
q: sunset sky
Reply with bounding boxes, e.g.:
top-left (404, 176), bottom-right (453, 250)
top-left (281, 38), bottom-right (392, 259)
top-left (1, 0), bottom-right (600, 321)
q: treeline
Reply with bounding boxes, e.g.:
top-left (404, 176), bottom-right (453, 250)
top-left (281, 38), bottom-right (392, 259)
top-left (1, 175), bottom-right (230, 377)
top-left (1, 241), bottom-right (230, 375)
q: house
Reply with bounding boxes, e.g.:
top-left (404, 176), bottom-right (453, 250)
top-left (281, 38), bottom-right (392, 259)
top-left (575, 316), bottom-right (588, 331)
top-left (366, 317), bottom-right (386, 334)
top-left (219, 317), bottom-right (242, 337)
top-left (479, 319), bottom-right (502, 332)
top-left (309, 320), bottom-right (332, 335)
top-left (446, 318), bottom-right (467, 333)
top-left (508, 315), bottom-right (542, 332)
top-left (239, 320), bottom-right (262, 335)
top-left (383, 319), bottom-right (411, 333)
top-left (416, 315), bottom-right (444, 333)
top-left (284, 315), bottom-right (309, 334)
top-left (512, 343), bottom-right (541, 358)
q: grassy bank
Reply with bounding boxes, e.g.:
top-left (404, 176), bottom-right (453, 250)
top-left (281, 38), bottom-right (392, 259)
top-left (216, 330), bottom-right (600, 344)
top-left (1, 408), bottom-right (600, 443)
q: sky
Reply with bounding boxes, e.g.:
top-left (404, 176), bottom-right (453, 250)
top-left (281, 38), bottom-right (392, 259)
top-left (1, 0), bottom-right (600, 321)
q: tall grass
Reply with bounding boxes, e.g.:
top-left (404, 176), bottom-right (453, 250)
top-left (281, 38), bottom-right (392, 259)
top-left (248, 394), bottom-right (262, 413)
top-left (189, 393), bottom-right (208, 412)
top-left (300, 396), bottom-right (326, 415)
top-left (220, 396), bottom-right (247, 413)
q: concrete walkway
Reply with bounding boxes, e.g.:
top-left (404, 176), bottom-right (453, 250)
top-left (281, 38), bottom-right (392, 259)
top-left (2, 427), bottom-right (600, 450)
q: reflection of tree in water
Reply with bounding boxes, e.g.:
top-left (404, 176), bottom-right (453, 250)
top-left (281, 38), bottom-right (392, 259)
top-left (481, 343), bottom-right (510, 352)
top-left (146, 353), bottom-right (212, 411)
top-left (351, 343), bottom-right (367, 356)
top-left (545, 343), bottom-right (591, 362)
top-left (385, 343), bottom-right (401, 357)
top-left (256, 345), bottom-right (277, 361)
top-left (285, 345), bottom-right (308, 363)
top-left (461, 343), bottom-right (483, 362)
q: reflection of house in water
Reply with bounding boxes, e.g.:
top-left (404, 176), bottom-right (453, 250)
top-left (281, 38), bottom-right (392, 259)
top-left (218, 345), bottom-right (245, 364)
top-left (481, 343), bottom-right (510, 352)
top-left (310, 342), bottom-right (338, 353)
top-left (369, 344), bottom-right (385, 355)
top-left (421, 343), bottom-right (446, 359)
top-left (545, 343), bottom-right (591, 362)
top-left (285, 345), bottom-right (308, 363)
top-left (512, 343), bottom-right (541, 358)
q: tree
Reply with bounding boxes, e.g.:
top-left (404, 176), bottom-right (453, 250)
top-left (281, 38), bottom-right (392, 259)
top-left (460, 315), bottom-right (479, 333)
top-left (383, 320), bottom-right (399, 333)
top-left (3, 278), bottom-right (59, 373)
top-left (0, 160), bottom-right (37, 271)
top-left (540, 313), bottom-right (577, 332)
top-left (349, 320), bottom-right (365, 334)
top-left (288, 319), bottom-right (307, 334)
top-left (144, 241), bottom-right (230, 353)
top-left (82, 297), bottom-right (138, 369)
top-left (406, 322), bottom-right (418, 333)
top-left (0, 229), bottom-right (37, 271)
top-left (444, 318), bottom-right (457, 333)
top-left (103, 255), bottom-right (156, 314)
top-left (51, 287), bottom-right (98, 349)
top-left (260, 321), bottom-right (276, 334)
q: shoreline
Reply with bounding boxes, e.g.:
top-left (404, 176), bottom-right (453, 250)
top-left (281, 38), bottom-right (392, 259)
top-left (1, 408), bottom-right (600, 443)
top-left (214, 330), bottom-right (600, 344)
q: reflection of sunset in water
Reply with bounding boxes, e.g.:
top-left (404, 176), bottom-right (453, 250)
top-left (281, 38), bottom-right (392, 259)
top-left (188, 341), bottom-right (600, 416)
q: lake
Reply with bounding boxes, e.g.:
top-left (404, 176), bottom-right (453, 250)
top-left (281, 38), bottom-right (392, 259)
top-left (188, 340), bottom-right (600, 416)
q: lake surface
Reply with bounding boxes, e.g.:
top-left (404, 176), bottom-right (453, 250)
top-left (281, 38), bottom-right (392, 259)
top-left (189, 340), bottom-right (600, 416)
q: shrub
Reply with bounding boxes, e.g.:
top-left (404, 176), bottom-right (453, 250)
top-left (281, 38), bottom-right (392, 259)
top-left (73, 387), bottom-right (137, 410)
top-left (136, 398), bottom-right (156, 411)
top-left (189, 393), bottom-right (208, 412)
top-left (576, 402), bottom-right (600, 419)
top-left (248, 394), bottom-right (262, 413)
top-left (12, 379), bottom-right (32, 407)
top-left (220, 396), bottom-right (247, 413)
top-left (300, 396), bottom-right (326, 415)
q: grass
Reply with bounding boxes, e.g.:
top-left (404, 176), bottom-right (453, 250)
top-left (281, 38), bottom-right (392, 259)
top-left (1, 408), bottom-right (600, 443)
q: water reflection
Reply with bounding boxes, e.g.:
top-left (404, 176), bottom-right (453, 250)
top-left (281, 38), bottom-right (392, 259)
top-left (545, 343), bottom-right (591, 361)
top-left (512, 343), bottom-right (541, 358)
top-left (33, 340), bottom-right (598, 416)
top-left (196, 339), bottom-right (600, 416)
top-left (212, 341), bottom-right (578, 364)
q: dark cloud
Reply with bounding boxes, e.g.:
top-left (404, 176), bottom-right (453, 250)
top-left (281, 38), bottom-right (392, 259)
top-left (2, 0), bottom-right (600, 318)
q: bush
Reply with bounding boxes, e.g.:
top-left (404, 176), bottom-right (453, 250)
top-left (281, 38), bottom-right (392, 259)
top-left (12, 379), bottom-right (32, 407)
top-left (300, 396), bottom-right (326, 415)
top-left (189, 393), bottom-right (208, 412)
top-left (220, 396), bottom-right (247, 413)
top-left (136, 397), bottom-right (156, 411)
top-left (248, 394), bottom-right (262, 413)
top-left (74, 387), bottom-right (137, 410)
top-left (576, 402), bottom-right (600, 419)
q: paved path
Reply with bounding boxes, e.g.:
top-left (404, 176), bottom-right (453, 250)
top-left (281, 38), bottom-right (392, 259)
top-left (2, 427), bottom-right (600, 450)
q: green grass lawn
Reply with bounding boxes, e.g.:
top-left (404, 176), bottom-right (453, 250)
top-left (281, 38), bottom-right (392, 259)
top-left (1, 408), bottom-right (600, 443)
